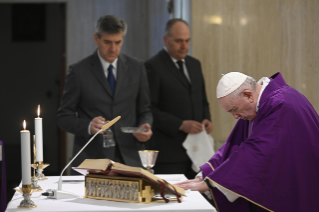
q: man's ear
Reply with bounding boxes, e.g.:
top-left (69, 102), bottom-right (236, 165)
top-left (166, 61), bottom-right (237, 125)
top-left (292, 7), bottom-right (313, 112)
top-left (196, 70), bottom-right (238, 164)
top-left (243, 90), bottom-right (254, 103)
top-left (163, 35), bottom-right (168, 46)
top-left (93, 33), bottom-right (99, 45)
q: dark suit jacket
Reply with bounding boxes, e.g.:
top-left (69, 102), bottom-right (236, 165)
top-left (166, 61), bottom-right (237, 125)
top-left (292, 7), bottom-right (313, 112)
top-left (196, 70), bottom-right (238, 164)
top-left (58, 50), bottom-right (152, 168)
top-left (145, 49), bottom-right (211, 163)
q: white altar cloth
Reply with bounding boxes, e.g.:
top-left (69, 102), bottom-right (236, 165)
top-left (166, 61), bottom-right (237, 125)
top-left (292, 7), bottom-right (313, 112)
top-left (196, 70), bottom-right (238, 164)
top-left (6, 175), bottom-right (216, 212)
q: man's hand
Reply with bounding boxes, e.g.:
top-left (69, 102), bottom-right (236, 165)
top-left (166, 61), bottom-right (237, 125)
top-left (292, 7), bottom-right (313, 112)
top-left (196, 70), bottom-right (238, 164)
top-left (175, 178), bottom-right (209, 193)
top-left (202, 119), bottom-right (213, 133)
top-left (90, 116), bottom-right (105, 134)
top-left (133, 123), bottom-right (152, 142)
top-left (180, 120), bottom-right (203, 134)
top-left (175, 177), bottom-right (202, 187)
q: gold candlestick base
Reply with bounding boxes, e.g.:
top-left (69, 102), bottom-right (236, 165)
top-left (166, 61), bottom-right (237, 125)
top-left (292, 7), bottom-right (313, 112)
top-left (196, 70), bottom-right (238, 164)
top-left (31, 162), bottom-right (50, 181)
top-left (14, 185), bottom-right (37, 208)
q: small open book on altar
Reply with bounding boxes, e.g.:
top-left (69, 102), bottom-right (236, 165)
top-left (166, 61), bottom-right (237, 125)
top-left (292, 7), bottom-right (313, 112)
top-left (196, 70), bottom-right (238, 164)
top-left (72, 159), bottom-right (185, 203)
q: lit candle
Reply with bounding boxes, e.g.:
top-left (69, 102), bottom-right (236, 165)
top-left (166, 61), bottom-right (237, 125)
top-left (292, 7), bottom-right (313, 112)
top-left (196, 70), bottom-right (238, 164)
top-left (21, 120), bottom-right (31, 185)
top-left (35, 105), bottom-right (43, 162)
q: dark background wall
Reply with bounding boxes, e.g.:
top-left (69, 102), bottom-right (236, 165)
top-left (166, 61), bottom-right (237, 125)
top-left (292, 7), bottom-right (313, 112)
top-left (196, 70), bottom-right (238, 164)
top-left (0, 2), bottom-right (65, 205)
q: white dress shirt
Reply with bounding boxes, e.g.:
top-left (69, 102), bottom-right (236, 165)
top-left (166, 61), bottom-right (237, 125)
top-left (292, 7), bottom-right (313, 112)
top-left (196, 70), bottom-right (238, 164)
top-left (97, 50), bottom-right (118, 79)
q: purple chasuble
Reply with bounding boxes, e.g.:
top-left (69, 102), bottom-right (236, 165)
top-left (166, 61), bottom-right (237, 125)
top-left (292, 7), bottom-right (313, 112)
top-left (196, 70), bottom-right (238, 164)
top-left (201, 73), bottom-right (319, 212)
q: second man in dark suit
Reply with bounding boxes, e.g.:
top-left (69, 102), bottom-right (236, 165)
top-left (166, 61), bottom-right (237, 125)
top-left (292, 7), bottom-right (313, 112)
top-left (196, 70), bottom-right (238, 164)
top-left (58, 15), bottom-right (153, 172)
top-left (145, 19), bottom-right (212, 179)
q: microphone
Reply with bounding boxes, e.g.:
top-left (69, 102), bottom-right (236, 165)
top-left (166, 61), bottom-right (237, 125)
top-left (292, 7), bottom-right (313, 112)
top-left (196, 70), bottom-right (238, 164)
top-left (43, 116), bottom-right (121, 199)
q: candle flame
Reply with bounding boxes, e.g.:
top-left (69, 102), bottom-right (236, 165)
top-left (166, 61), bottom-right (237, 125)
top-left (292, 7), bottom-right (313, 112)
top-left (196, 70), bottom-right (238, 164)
top-left (23, 120), bottom-right (26, 130)
top-left (37, 105), bottom-right (40, 117)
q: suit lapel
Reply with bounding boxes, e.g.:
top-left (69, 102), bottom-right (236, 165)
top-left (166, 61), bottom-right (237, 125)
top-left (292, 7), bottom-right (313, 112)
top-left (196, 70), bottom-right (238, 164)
top-left (90, 50), bottom-right (113, 97)
top-left (114, 54), bottom-right (127, 98)
top-left (159, 50), bottom-right (190, 89)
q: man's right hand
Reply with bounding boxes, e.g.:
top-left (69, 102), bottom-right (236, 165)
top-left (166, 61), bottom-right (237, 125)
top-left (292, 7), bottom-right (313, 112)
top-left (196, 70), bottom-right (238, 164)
top-left (180, 120), bottom-right (203, 134)
top-left (90, 116), bottom-right (106, 134)
top-left (175, 180), bottom-right (209, 193)
top-left (174, 177), bottom-right (202, 187)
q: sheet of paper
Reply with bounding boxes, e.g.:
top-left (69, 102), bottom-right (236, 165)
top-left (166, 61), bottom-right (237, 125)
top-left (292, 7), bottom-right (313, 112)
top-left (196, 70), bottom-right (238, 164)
top-left (182, 125), bottom-right (215, 172)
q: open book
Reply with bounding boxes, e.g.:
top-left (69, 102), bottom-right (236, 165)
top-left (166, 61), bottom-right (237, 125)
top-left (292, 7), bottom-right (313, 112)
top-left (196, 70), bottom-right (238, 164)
top-left (72, 159), bottom-right (185, 200)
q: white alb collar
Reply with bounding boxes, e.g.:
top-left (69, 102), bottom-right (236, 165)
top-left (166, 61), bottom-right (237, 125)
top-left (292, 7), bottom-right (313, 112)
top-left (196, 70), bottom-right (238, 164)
top-left (256, 77), bottom-right (270, 112)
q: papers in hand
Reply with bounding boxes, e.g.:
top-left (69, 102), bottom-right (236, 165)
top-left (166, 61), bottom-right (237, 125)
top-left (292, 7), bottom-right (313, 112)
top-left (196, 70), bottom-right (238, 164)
top-left (121, 127), bottom-right (148, 133)
top-left (182, 125), bottom-right (215, 172)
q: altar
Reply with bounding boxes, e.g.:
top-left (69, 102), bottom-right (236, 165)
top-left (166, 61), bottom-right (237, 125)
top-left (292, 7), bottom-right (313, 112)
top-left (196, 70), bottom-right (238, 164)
top-left (6, 175), bottom-right (216, 212)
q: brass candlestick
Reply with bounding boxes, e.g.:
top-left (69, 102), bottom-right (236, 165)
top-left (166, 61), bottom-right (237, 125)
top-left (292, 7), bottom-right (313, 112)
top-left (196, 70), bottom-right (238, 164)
top-left (14, 185), bottom-right (37, 208)
top-left (31, 135), bottom-right (43, 191)
top-left (31, 175), bottom-right (42, 191)
top-left (32, 161), bottom-right (50, 181)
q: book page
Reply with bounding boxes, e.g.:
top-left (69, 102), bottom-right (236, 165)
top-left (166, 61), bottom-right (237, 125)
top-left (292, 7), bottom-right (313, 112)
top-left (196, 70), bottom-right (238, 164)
top-left (77, 159), bottom-right (111, 170)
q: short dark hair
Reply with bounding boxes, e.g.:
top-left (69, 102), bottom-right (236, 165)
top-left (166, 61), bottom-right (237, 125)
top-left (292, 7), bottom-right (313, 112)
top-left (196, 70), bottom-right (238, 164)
top-left (165, 18), bottom-right (189, 36)
top-left (95, 15), bottom-right (127, 38)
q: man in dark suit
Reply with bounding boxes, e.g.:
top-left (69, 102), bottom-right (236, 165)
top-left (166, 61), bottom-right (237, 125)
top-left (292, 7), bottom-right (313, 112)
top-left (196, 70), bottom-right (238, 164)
top-left (145, 19), bottom-right (212, 179)
top-left (58, 15), bottom-right (152, 172)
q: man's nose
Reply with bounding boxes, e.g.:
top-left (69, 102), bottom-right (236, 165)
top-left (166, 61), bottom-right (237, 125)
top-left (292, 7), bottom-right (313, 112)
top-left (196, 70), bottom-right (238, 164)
top-left (233, 114), bottom-right (239, 119)
top-left (181, 41), bottom-right (188, 49)
top-left (109, 43), bottom-right (115, 51)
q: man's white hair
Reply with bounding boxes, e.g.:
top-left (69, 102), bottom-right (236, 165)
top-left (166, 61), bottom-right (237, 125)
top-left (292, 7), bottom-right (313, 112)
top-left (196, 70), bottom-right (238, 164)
top-left (228, 76), bottom-right (256, 99)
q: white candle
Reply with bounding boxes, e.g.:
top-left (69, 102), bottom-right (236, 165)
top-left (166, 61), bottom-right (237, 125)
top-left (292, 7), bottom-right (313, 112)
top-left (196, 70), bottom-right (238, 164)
top-left (35, 105), bottom-right (43, 162)
top-left (21, 120), bottom-right (31, 185)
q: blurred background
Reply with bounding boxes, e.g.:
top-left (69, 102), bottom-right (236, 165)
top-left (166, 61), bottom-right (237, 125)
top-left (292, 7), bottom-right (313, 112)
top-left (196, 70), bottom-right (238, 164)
top-left (0, 0), bottom-right (318, 207)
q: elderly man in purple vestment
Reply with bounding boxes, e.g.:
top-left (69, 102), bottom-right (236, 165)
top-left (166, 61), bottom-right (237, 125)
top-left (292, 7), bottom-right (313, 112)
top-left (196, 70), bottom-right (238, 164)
top-left (176, 72), bottom-right (319, 212)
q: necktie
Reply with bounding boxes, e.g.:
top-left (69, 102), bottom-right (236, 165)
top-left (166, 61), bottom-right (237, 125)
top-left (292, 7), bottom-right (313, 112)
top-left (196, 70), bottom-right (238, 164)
top-left (176, 60), bottom-right (184, 74)
top-left (176, 60), bottom-right (189, 84)
top-left (107, 64), bottom-right (116, 95)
